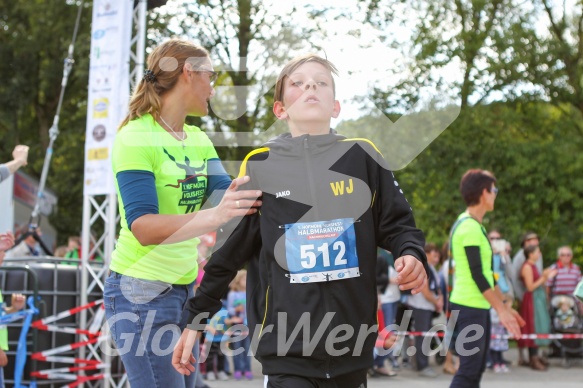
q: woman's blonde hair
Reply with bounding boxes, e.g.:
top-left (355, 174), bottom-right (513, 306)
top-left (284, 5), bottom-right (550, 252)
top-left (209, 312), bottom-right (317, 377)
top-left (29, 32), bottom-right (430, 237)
top-left (118, 39), bottom-right (209, 129)
top-left (230, 269), bottom-right (247, 291)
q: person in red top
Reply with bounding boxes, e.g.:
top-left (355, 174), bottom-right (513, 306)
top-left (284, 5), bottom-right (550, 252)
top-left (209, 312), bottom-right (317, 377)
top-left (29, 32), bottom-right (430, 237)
top-left (546, 246), bottom-right (582, 297)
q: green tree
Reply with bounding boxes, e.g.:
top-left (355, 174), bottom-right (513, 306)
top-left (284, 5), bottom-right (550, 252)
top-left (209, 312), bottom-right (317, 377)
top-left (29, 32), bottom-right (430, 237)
top-left (150, 0), bottom-right (325, 166)
top-left (354, 0), bottom-right (583, 261)
top-left (0, 0), bottom-right (92, 243)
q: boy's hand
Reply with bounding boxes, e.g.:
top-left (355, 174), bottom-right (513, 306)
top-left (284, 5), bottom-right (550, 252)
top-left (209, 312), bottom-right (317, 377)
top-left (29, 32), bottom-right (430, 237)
top-left (394, 255), bottom-right (427, 295)
top-left (172, 328), bottom-right (197, 375)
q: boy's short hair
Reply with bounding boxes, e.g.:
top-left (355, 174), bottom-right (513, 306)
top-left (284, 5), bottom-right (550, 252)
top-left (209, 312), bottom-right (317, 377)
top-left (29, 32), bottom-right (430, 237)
top-left (274, 54), bottom-right (339, 102)
top-left (459, 169), bottom-right (496, 206)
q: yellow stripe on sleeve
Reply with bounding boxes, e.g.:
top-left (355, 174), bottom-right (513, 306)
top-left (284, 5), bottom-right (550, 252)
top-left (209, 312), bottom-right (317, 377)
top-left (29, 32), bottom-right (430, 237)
top-left (237, 147), bottom-right (270, 178)
top-left (340, 138), bottom-right (384, 158)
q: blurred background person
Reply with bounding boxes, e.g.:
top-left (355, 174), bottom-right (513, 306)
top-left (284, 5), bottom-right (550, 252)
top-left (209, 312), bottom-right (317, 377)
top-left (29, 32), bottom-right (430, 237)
top-left (546, 246), bottom-right (581, 298)
top-left (6, 226), bottom-right (42, 258)
top-left (449, 169), bottom-right (523, 388)
top-left (518, 244), bottom-right (556, 371)
top-left (0, 145), bottom-right (29, 184)
top-left (511, 231), bottom-right (542, 366)
top-left (407, 243), bottom-right (443, 378)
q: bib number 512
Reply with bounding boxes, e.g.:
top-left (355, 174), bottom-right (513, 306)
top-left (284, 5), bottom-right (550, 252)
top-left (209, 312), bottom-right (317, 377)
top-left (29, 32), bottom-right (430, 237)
top-left (300, 241), bottom-right (347, 269)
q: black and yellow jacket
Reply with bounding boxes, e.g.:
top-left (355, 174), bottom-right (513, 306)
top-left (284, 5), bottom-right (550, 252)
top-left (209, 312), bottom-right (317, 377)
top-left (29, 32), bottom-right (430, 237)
top-left (186, 132), bottom-right (426, 378)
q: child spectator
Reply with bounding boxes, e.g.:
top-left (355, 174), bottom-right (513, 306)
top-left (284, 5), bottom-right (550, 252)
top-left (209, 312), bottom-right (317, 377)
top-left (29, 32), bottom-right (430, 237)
top-left (227, 270), bottom-right (252, 380)
top-left (204, 307), bottom-right (230, 381)
top-left (553, 296), bottom-right (577, 330)
top-left (489, 308), bottom-right (510, 373)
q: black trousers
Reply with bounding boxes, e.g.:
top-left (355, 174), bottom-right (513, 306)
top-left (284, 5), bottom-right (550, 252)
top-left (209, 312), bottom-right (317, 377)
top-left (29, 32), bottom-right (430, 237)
top-left (411, 308), bottom-right (435, 371)
top-left (265, 368), bottom-right (367, 388)
top-left (449, 303), bottom-right (491, 388)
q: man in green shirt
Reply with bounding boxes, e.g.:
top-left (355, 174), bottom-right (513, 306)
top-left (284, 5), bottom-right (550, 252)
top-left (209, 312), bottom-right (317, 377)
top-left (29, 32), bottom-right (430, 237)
top-left (449, 169), bottom-right (523, 388)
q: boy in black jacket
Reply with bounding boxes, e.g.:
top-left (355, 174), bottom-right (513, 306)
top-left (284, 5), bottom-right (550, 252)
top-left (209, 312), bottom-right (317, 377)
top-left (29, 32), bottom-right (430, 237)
top-left (173, 54), bottom-right (428, 387)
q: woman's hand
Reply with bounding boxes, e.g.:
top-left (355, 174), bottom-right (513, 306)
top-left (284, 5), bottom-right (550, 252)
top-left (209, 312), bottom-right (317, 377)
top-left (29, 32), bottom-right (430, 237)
top-left (172, 328), bottom-right (198, 375)
top-left (497, 306), bottom-right (525, 339)
top-left (543, 268), bottom-right (558, 280)
top-left (213, 176), bottom-right (262, 225)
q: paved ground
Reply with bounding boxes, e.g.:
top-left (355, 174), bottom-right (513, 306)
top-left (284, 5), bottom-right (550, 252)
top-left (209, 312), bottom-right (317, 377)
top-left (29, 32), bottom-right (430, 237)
top-left (200, 348), bottom-right (583, 387)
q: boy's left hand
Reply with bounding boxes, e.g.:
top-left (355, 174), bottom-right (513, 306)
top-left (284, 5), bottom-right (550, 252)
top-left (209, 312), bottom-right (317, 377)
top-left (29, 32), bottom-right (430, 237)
top-left (394, 255), bottom-right (427, 295)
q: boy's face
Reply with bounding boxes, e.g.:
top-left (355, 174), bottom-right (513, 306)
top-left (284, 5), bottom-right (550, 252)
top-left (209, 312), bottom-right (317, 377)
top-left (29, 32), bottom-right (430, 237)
top-left (273, 62), bottom-right (340, 129)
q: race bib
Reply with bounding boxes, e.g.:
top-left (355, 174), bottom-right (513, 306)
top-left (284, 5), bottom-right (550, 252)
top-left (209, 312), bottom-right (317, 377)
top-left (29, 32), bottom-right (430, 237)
top-left (284, 218), bottom-right (360, 283)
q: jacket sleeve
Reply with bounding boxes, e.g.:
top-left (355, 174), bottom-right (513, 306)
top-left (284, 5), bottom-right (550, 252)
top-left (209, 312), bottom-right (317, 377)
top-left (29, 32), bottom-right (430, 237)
top-left (185, 157), bottom-right (262, 329)
top-left (0, 164), bottom-right (9, 183)
top-left (185, 213), bottom-right (261, 329)
top-left (373, 154), bottom-right (427, 268)
top-left (376, 255), bottom-right (389, 293)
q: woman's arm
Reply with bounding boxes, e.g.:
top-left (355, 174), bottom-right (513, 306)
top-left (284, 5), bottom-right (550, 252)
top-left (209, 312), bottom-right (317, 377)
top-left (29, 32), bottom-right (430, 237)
top-left (521, 264), bottom-right (548, 292)
top-left (127, 175), bottom-right (261, 246)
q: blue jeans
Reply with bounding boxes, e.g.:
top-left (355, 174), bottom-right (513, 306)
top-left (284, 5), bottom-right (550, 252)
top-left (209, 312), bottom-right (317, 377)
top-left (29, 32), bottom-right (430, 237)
top-left (381, 301), bottom-right (399, 327)
top-left (232, 335), bottom-right (251, 372)
top-left (104, 271), bottom-right (198, 388)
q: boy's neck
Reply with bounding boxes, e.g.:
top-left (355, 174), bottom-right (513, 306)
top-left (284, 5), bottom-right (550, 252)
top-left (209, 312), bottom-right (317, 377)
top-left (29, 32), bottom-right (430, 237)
top-left (288, 121), bottom-right (331, 137)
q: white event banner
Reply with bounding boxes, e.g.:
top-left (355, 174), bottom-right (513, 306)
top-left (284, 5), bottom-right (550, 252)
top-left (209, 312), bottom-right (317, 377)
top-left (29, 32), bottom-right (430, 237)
top-left (83, 0), bottom-right (132, 195)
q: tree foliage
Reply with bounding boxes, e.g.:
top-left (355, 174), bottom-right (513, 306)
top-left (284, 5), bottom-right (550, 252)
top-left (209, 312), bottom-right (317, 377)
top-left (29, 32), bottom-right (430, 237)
top-left (0, 0), bottom-right (92, 243)
top-left (150, 0), bottom-right (325, 165)
top-left (2, 0), bottom-right (582, 266)
top-left (351, 0), bottom-right (583, 263)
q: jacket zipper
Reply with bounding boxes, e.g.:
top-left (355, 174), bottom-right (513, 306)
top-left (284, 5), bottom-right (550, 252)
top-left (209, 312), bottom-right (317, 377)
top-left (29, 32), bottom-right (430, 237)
top-left (259, 285), bottom-right (270, 337)
top-left (303, 137), bottom-right (320, 219)
top-left (303, 136), bottom-right (331, 378)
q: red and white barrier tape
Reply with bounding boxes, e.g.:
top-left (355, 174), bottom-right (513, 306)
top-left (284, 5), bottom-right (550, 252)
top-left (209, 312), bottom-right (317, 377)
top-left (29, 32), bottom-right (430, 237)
top-left (32, 336), bottom-right (106, 358)
top-left (32, 363), bottom-right (107, 379)
top-left (32, 324), bottom-right (100, 337)
top-left (392, 331), bottom-right (583, 340)
top-left (88, 304), bottom-right (106, 334)
top-left (31, 299), bottom-right (103, 328)
top-left (31, 356), bottom-right (101, 364)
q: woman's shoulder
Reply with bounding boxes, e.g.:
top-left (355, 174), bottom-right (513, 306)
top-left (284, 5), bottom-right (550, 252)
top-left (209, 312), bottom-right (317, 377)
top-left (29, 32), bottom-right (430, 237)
top-left (454, 215), bottom-right (483, 236)
top-left (184, 123), bottom-right (215, 145)
top-left (123, 114), bottom-right (157, 129)
top-left (117, 114), bottom-right (159, 140)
